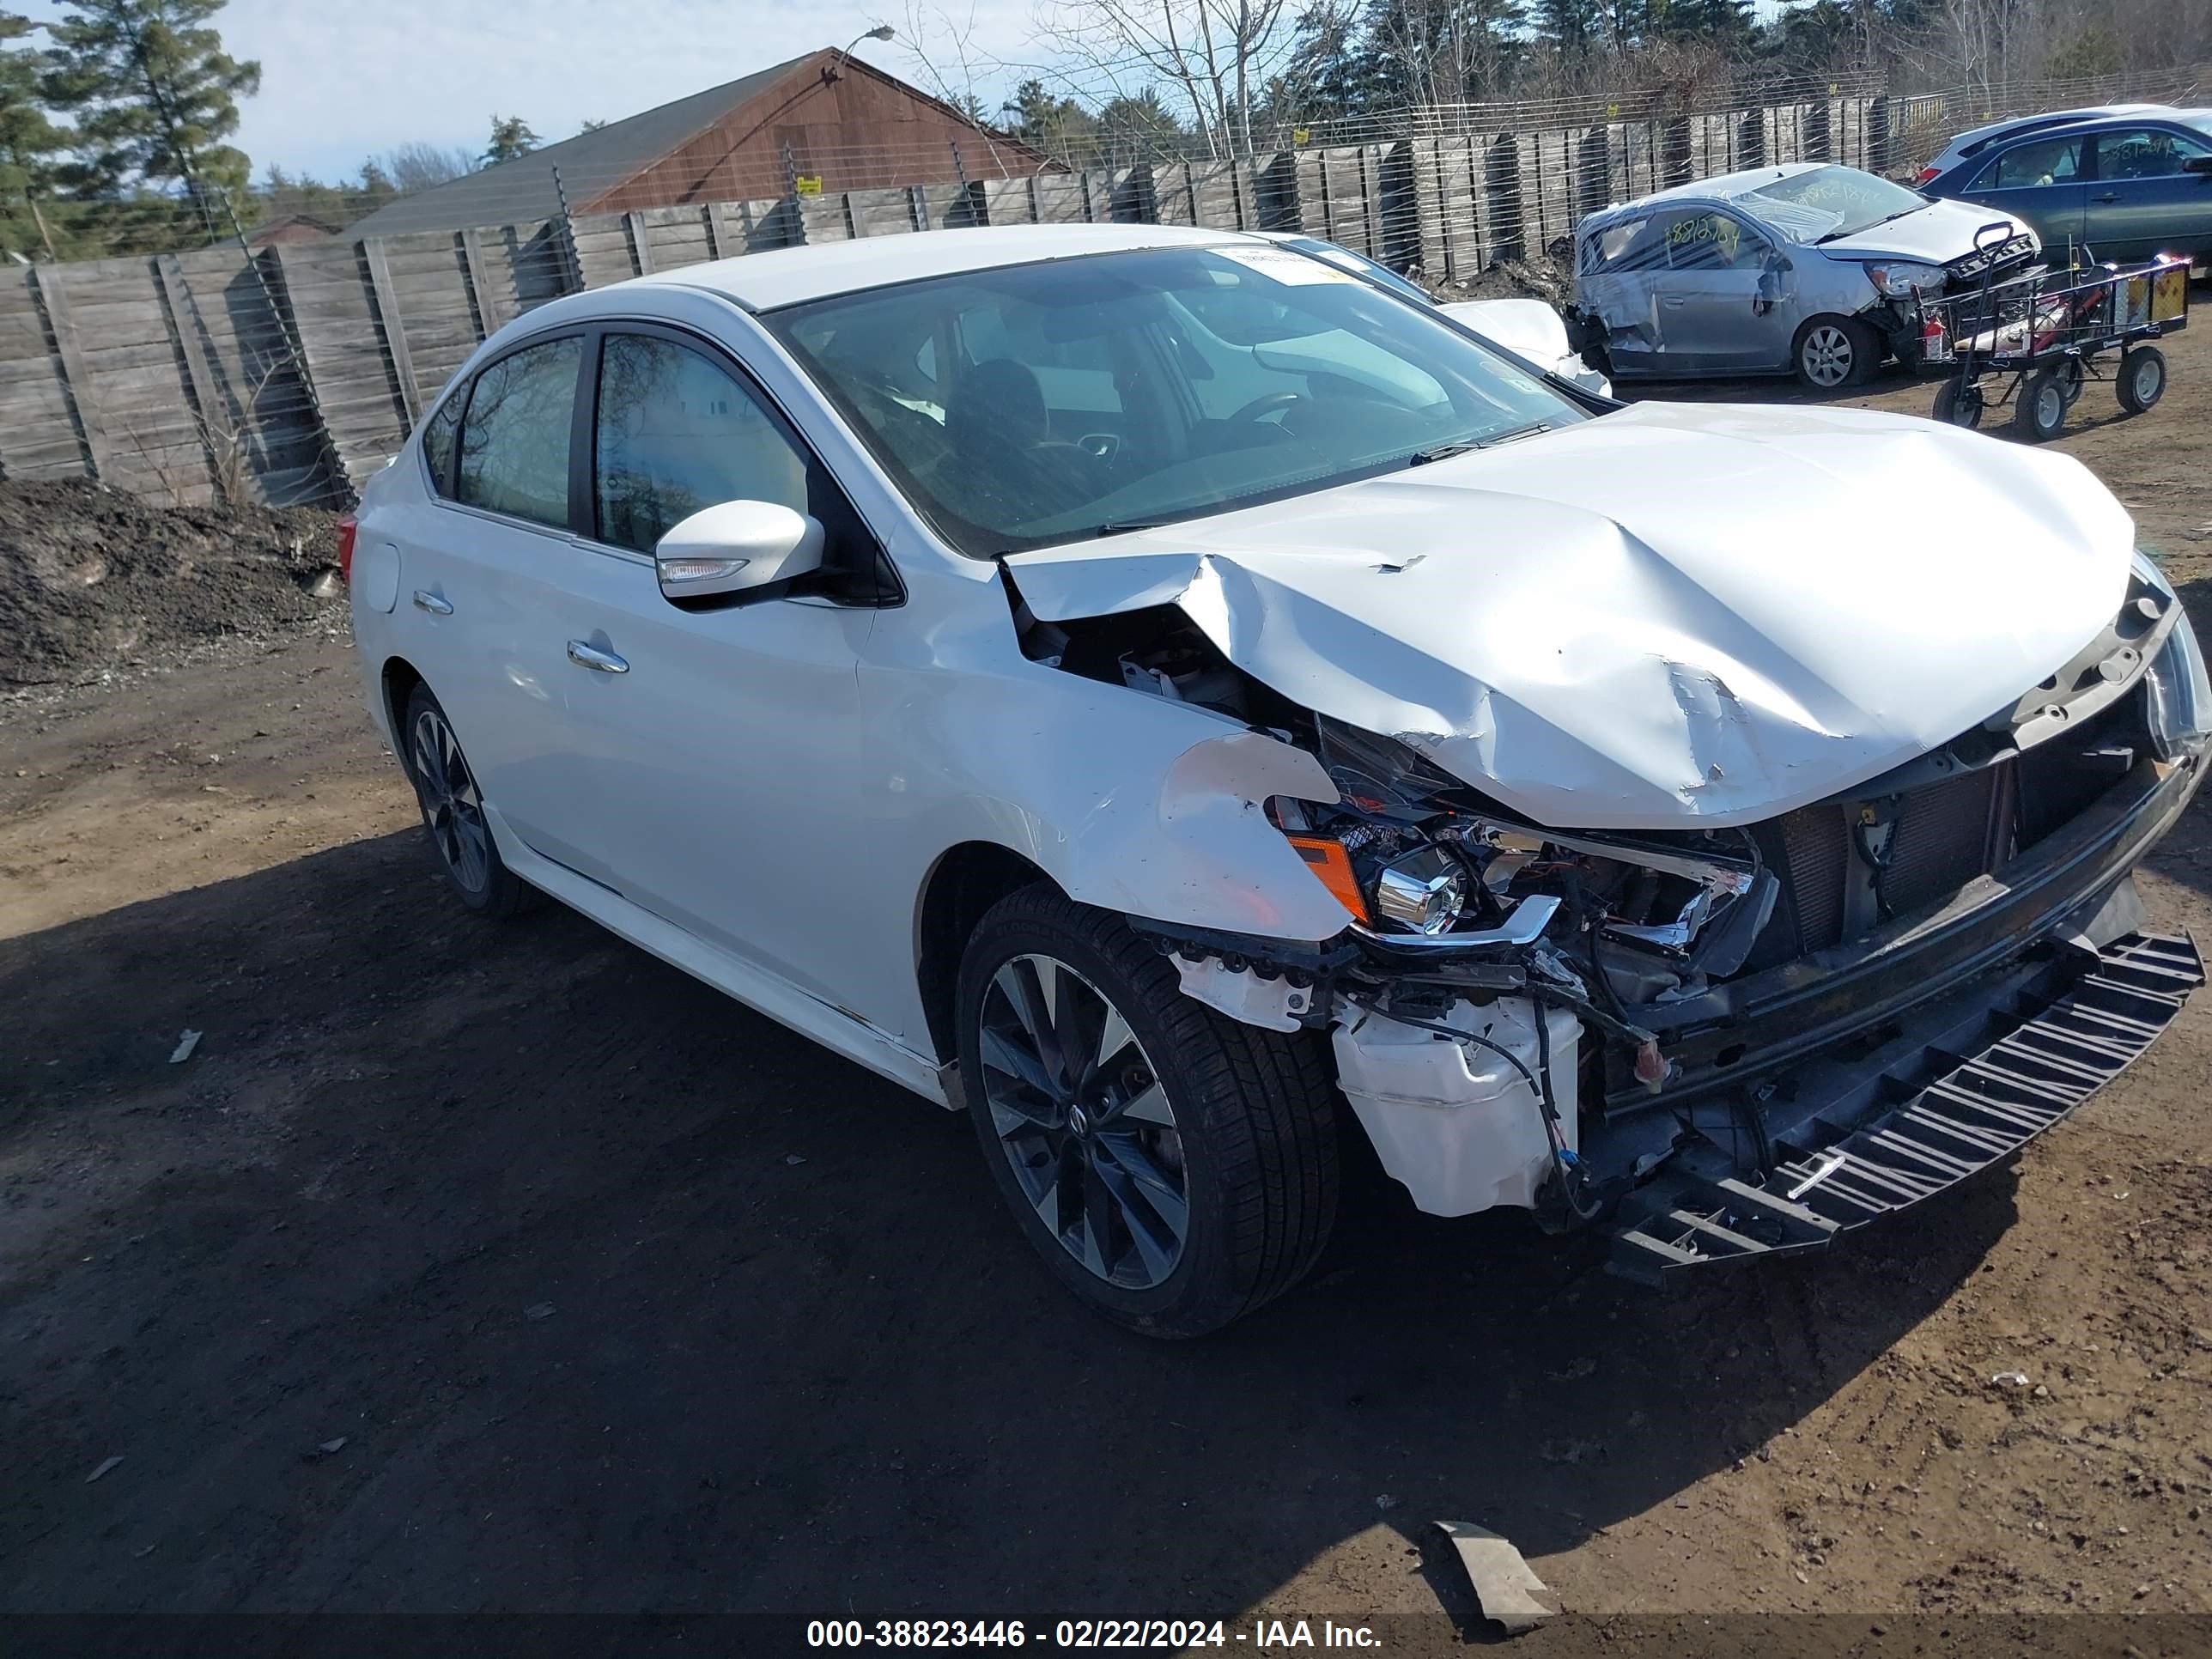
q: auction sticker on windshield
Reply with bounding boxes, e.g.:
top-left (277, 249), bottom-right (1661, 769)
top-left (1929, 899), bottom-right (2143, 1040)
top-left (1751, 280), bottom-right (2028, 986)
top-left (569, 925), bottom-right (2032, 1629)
top-left (1212, 246), bottom-right (1360, 284)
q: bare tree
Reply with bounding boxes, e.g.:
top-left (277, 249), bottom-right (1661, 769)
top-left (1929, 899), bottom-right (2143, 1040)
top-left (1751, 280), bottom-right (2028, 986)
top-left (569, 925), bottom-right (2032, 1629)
top-left (380, 140), bottom-right (477, 195)
top-left (878, 2), bottom-right (1019, 176)
top-left (121, 350), bottom-right (289, 507)
top-left (1028, 0), bottom-right (1309, 158)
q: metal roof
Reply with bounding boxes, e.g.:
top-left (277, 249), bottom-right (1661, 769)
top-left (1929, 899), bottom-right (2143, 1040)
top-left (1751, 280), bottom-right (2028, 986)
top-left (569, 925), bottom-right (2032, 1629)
top-left (343, 53), bottom-right (821, 240)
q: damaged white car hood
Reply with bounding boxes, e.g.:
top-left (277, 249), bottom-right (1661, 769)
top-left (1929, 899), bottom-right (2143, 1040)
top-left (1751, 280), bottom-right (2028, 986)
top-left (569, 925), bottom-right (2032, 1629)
top-left (1006, 402), bottom-right (2136, 830)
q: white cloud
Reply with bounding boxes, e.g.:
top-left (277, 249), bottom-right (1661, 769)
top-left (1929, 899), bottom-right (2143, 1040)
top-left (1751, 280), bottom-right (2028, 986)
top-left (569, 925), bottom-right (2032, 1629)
top-left (20, 0), bottom-right (1038, 181)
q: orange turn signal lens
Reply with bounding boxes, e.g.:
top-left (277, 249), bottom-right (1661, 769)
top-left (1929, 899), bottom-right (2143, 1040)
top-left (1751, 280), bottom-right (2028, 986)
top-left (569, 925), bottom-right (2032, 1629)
top-left (1285, 834), bottom-right (1370, 923)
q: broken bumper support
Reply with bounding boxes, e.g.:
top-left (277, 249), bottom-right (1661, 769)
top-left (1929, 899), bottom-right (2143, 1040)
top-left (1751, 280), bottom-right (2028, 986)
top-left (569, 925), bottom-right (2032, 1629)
top-left (1607, 931), bottom-right (2203, 1282)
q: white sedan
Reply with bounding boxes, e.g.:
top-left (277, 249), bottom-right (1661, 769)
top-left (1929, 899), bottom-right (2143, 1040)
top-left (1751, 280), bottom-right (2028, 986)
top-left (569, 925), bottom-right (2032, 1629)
top-left (349, 223), bottom-right (2206, 1334)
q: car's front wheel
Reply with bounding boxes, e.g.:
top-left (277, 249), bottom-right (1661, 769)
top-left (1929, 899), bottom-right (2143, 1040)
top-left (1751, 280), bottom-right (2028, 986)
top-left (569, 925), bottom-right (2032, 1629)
top-left (957, 885), bottom-right (1338, 1338)
top-left (1793, 316), bottom-right (1872, 390)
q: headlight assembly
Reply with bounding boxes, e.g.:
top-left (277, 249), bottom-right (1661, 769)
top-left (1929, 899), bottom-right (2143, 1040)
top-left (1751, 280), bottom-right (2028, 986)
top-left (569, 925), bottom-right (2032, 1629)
top-left (1281, 721), bottom-right (1777, 963)
top-left (2132, 551), bottom-right (2209, 758)
top-left (1864, 260), bottom-right (1946, 298)
top-left (1372, 845), bottom-right (1469, 935)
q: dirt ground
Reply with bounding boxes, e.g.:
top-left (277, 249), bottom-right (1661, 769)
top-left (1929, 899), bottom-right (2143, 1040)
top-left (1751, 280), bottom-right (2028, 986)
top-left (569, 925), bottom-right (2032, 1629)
top-left (4, 310), bottom-right (2212, 1654)
top-left (0, 479), bottom-right (343, 690)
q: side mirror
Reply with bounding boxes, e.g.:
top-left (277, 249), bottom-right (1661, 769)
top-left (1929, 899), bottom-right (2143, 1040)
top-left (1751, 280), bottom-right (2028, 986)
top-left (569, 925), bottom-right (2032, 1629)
top-left (653, 499), bottom-right (824, 604)
top-left (2185, 155), bottom-right (2212, 177)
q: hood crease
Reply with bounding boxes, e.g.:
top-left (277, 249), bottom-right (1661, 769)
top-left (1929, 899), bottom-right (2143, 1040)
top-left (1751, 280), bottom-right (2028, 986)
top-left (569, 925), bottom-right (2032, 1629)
top-left (1009, 403), bottom-right (2133, 830)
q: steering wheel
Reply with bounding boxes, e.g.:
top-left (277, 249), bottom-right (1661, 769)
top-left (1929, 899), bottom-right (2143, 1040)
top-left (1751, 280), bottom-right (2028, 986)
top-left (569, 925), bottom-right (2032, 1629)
top-left (1226, 391), bottom-right (1304, 425)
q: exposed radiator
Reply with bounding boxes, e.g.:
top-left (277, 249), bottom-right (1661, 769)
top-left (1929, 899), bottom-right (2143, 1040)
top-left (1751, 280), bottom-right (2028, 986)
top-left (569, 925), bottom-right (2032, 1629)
top-left (1775, 804), bottom-right (1851, 953)
top-left (1882, 767), bottom-right (2010, 916)
top-left (1760, 765), bottom-right (2016, 958)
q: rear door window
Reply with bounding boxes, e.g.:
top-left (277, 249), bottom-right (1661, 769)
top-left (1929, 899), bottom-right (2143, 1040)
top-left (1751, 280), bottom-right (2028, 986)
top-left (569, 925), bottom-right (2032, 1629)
top-left (1584, 215), bottom-right (1668, 276)
top-left (420, 392), bottom-right (461, 497)
top-left (456, 336), bottom-right (582, 530)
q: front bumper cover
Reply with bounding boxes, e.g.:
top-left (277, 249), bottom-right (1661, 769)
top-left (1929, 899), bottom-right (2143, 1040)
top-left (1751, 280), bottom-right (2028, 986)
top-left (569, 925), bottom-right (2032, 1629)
top-left (1609, 930), bottom-right (2203, 1281)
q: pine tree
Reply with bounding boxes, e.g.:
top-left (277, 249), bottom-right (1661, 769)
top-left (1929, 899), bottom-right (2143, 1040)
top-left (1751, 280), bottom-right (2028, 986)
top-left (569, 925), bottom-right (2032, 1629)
top-left (482, 114), bottom-right (540, 167)
top-left (41, 0), bottom-right (259, 228)
top-left (1533, 0), bottom-right (1607, 54)
top-left (1, 9), bottom-right (66, 257)
top-left (1000, 80), bottom-right (1097, 156)
top-left (1097, 89), bottom-right (1182, 163)
top-left (1662, 0), bottom-right (1753, 45)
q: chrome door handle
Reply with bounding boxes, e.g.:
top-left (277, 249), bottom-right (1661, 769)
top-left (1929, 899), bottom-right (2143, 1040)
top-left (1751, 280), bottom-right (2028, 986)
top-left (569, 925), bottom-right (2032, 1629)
top-left (411, 590), bottom-right (453, 616)
top-left (2094, 191), bottom-right (2119, 203)
top-left (566, 640), bottom-right (629, 674)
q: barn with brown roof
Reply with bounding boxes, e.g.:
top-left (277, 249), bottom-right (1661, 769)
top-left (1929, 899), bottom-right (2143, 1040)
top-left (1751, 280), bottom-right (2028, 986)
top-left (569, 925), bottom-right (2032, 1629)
top-left (344, 48), bottom-right (1050, 240)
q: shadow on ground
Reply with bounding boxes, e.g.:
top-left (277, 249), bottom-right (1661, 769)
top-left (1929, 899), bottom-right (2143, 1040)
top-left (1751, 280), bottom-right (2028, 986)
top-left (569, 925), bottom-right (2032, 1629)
top-left (0, 827), bottom-right (2027, 1617)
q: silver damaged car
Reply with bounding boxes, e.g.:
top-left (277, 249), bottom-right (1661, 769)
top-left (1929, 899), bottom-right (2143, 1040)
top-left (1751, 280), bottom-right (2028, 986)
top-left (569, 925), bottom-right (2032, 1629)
top-left (1571, 162), bottom-right (2039, 387)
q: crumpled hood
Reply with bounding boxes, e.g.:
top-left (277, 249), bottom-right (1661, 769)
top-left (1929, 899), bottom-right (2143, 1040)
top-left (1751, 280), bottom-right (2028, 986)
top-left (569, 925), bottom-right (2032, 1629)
top-left (1810, 197), bottom-right (2031, 263)
top-left (1006, 401), bottom-right (2136, 830)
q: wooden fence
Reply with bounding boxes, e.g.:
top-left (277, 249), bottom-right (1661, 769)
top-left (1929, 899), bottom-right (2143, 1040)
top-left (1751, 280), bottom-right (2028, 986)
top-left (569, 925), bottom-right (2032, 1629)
top-left (0, 93), bottom-right (1894, 508)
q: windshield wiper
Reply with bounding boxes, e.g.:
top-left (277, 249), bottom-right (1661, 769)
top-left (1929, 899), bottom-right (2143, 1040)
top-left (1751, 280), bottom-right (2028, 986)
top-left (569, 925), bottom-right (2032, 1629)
top-left (1481, 422), bottom-right (1553, 448)
top-left (1407, 441), bottom-right (1480, 465)
top-left (1092, 519), bottom-right (1172, 537)
top-left (1816, 206), bottom-right (1922, 245)
top-left (1407, 423), bottom-right (1553, 466)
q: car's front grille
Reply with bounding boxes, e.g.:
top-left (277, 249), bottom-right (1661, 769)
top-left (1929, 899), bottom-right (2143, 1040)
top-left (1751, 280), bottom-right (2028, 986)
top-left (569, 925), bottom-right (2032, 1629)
top-left (1945, 234), bottom-right (2037, 285)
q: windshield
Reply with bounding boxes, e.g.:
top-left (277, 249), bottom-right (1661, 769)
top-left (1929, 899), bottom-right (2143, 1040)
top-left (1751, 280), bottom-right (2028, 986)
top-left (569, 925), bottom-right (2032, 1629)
top-left (1735, 167), bottom-right (1929, 244)
top-left (1279, 235), bottom-right (1437, 307)
top-left (769, 245), bottom-right (1584, 556)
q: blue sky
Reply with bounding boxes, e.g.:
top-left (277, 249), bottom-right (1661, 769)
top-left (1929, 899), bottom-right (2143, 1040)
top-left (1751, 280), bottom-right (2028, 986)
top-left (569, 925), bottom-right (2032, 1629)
top-left (15, 0), bottom-right (1017, 179)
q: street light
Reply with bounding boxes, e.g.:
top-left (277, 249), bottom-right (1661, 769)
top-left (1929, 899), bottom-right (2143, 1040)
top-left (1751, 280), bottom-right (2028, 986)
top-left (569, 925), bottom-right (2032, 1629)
top-left (829, 24), bottom-right (895, 81)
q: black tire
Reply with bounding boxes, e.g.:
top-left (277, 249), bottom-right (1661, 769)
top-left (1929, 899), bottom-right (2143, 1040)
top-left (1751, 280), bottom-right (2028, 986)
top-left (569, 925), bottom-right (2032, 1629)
top-left (400, 684), bottom-right (533, 919)
top-left (2116, 345), bottom-right (2166, 415)
top-left (1932, 376), bottom-right (1984, 429)
top-left (1793, 315), bottom-right (1873, 390)
top-left (2057, 356), bottom-right (2086, 407)
top-left (2014, 366), bottom-right (2068, 442)
top-left (957, 884), bottom-right (1338, 1339)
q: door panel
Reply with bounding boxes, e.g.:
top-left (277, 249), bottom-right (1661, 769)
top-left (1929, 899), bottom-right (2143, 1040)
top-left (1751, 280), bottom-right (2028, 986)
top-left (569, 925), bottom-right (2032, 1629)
top-left (1663, 210), bottom-right (1796, 371)
top-left (502, 548), bottom-right (878, 1000)
top-left (532, 328), bottom-right (881, 1000)
top-left (2086, 127), bottom-right (2212, 262)
top-left (1577, 210), bottom-right (1671, 375)
top-left (396, 334), bottom-right (592, 864)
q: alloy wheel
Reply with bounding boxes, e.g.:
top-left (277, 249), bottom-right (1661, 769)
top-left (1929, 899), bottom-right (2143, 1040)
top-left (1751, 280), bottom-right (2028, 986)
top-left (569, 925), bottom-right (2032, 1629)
top-left (976, 953), bottom-right (1188, 1290)
top-left (410, 707), bottom-right (491, 895)
top-left (1801, 324), bottom-right (1854, 387)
